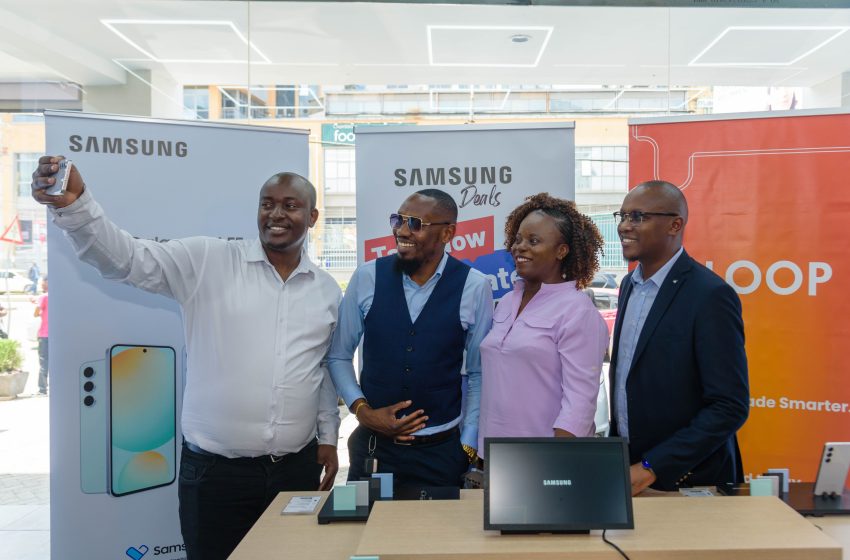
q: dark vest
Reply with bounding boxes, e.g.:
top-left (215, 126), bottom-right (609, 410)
top-left (360, 254), bottom-right (470, 427)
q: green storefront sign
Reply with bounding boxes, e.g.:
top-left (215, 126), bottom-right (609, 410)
top-left (322, 124), bottom-right (356, 145)
top-left (321, 123), bottom-right (413, 146)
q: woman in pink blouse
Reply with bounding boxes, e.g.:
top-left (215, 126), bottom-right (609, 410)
top-left (478, 193), bottom-right (609, 454)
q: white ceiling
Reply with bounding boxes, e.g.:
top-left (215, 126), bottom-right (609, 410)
top-left (1, 1), bottom-right (849, 88)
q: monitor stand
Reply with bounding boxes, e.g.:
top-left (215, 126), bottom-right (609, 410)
top-left (500, 530), bottom-right (591, 535)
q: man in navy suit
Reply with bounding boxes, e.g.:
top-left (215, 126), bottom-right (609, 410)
top-left (610, 180), bottom-right (749, 494)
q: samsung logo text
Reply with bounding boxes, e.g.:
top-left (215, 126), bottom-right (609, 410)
top-left (69, 135), bottom-right (188, 158)
top-left (543, 479), bottom-right (572, 486)
top-left (393, 165), bottom-right (512, 188)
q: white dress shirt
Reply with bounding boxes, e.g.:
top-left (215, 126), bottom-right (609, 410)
top-left (51, 188), bottom-right (341, 458)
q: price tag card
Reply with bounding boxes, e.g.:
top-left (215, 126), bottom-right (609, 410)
top-left (679, 488), bottom-right (715, 497)
top-left (281, 496), bottom-right (322, 515)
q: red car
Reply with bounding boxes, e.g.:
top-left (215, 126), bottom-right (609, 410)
top-left (584, 287), bottom-right (619, 361)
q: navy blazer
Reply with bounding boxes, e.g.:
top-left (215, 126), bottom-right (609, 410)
top-left (609, 250), bottom-right (749, 490)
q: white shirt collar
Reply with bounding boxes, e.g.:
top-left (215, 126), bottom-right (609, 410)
top-left (247, 239), bottom-right (315, 279)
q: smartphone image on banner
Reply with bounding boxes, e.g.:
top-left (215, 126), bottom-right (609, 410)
top-left (109, 345), bottom-right (176, 497)
top-left (80, 359), bottom-right (107, 494)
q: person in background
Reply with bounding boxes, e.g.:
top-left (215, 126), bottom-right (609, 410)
top-left (610, 180), bottom-right (749, 495)
top-left (478, 193), bottom-right (608, 455)
top-left (0, 303), bottom-right (7, 340)
top-left (328, 189), bottom-right (493, 489)
top-left (27, 262), bottom-right (40, 295)
top-left (33, 277), bottom-right (48, 395)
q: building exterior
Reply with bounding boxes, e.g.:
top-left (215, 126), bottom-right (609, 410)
top-left (0, 83), bottom-right (711, 284)
top-left (0, 113), bottom-right (47, 275)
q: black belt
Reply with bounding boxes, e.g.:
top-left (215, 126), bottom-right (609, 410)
top-left (183, 440), bottom-right (314, 463)
top-left (383, 427), bottom-right (459, 447)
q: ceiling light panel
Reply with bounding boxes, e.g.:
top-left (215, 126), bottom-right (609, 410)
top-left (428, 26), bottom-right (552, 67)
top-left (690, 26), bottom-right (849, 66)
top-left (101, 20), bottom-right (270, 64)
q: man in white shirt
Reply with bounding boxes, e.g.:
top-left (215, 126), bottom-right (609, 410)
top-left (32, 156), bottom-right (341, 560)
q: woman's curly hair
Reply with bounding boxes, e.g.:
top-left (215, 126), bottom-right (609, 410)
top-left (503, 192), bottom-right (604, 290)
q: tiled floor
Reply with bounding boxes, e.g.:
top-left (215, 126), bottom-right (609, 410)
top-left (0, 395), bottom-right (50, 560)
top-left (0, 505), bottom-right (50, 560)
top-left (1, 303), bottom-right (55, 560)
top-left (0, 474), bottom-right (49, 506)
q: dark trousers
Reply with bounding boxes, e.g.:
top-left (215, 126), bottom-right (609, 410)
top-left (347, 425), bottom-right (468, 489)
top-left (178, 440), bottom-right (321, 560)
top-left (37, 337), bottom-right (48, 394)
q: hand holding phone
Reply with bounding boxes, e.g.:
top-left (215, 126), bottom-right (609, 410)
top-left (44, 159), bottom-right (72, 196)
top-left (31, 156), bottom-right (85, 208)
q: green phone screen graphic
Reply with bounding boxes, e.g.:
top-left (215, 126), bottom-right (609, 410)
top-left (109, 345), bottom-right (176, 497)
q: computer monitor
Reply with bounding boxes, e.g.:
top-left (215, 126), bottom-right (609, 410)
top-left (484, 437), bottom-right (634, 534)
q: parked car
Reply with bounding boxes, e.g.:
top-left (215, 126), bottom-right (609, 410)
top-left (584, 287), bottom-right (619, 362)
top-left (0, 270), bottom-right (34, 294)
top-left (590, 272), bottom-right (618, 289)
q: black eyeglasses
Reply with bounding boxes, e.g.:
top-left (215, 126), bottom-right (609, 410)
top-left (390, 213), bottom-right (453, 232)
top-left (613, 211), bottom-right (679, 224)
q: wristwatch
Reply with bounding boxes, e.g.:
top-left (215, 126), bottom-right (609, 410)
top-left (641, 458), bottom-right (654, 473)
top-left (462, 444), bottom-right (478, 464)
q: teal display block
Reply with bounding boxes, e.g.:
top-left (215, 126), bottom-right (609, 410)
top-left (372, 473), bottom-right (393, 498)
top-left (750, 477), bottom-right (775, 497)
top-left (333, 484), bottom-right (357, 511)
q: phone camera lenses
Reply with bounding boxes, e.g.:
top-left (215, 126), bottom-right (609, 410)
top-left (83, 396), bottom-right (94, 406)
top-left (828, 447), bottom-right (834, 452)
top-left (84, 381), bottom-right (94, 392)
top-left (143, 348), bottom-right (147, 353)
top-left (84, 367), bottom-right (94, 378)
top-left (826, 458), bottom-right (831, 463)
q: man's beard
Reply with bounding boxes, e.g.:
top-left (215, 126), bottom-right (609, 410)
top-left (394, 255), bottom-right (423, 276)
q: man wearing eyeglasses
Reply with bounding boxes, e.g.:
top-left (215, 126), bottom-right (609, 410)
top-left (609, 180), bottom-right (749, 495)
top-left (328, 188), bottom-right (493, 489)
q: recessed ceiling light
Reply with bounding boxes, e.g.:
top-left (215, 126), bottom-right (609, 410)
top-left (689, 26), bottom-right (850, 67)
top-left (426, 25), bottom-right (553, 68)
top-left (101, 19), bottom-right (271, 64)
top-left (511, 34), bottom-right (531, 44)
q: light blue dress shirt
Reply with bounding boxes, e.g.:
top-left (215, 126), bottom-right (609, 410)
top-left (328, 251), bottom-right (494, 449)
top-left (614, 247), bottom-right (684, 440)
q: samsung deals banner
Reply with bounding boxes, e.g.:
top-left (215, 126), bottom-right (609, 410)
top-left (45, 111), bottom-right (308, 560)
top-left (355, 123), bottom-right (575, 300)
top-left (628, 110), bottom-right (850, 484)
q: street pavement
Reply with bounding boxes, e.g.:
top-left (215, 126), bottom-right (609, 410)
top-left (0, 294), bottom-right (50, 560)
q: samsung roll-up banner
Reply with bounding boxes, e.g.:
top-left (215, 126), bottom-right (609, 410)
top-left (629, 109), bottom-right (850, 485)
top-left (355, 123), bottom-right (575, 301)
top-left (45, 111), bottom-right (308, 560)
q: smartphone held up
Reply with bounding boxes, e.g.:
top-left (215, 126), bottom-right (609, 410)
top-left (44, 159), bottom-right (73, 196)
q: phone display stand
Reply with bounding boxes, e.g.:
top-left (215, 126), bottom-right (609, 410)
top-left (785, 482), bottom-right (850, 516)
top-left (317, 489), bottom-right (374, 524)
top-left (718, 482), bottom-right (850, 516)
